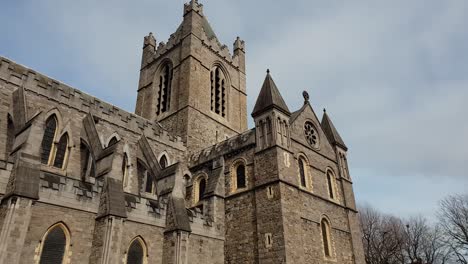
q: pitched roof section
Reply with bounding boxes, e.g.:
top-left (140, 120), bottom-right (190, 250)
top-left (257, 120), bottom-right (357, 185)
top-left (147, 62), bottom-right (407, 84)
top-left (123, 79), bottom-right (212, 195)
top-left (202, 16), bottom-right (217, 40)
top-left (252, 70), bottom-right (290, 117)
top-left (321, 110), bottom-right (348, 151)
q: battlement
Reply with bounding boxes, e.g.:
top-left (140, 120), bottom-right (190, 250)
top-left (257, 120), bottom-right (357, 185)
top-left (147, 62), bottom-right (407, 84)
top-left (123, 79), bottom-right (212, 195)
top-left (184, 0), bottom-right (204, 16)
top-left (0, 57), bottom-right (185, 150)
top-left (189, 129), bottom-right (255, 167)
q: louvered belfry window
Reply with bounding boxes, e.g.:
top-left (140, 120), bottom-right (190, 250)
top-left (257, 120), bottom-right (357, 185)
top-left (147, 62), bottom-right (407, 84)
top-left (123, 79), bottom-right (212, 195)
top-left (210, 66), bottom-right (226, 117)
top-left (39, 226), bottom-right (66, 264)
top-left (41, 115), bottom-right (58, 164)
top-left (156, 64), bottom-right (173, 116)
top-left (127, 239), bottom-right (144, 264)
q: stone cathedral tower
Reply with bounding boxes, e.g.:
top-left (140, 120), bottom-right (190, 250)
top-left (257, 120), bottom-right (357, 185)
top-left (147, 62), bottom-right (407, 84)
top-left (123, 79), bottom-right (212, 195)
top-left (0, 1), bottom-right (365, 263)
top-left (135, 0), bottom-right (247, 153)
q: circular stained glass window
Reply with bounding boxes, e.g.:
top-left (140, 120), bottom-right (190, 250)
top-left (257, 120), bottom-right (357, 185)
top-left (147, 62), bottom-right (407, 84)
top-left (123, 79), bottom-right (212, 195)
top-left (304, 121), bottom-right (319, 148)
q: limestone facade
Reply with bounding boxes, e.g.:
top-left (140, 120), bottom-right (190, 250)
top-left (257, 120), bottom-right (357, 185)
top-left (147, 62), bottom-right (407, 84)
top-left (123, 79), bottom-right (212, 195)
top-left (0, 0), bottom-right (365, 263)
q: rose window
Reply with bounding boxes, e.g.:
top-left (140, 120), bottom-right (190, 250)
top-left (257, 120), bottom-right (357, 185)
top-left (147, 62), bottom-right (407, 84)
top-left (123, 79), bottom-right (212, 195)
top-left (304, 121), bottom-right (319, 148)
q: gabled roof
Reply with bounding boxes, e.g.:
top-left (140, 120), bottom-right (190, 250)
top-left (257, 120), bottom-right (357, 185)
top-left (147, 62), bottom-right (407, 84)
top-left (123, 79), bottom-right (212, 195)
top-left (252, 70), bottom-right (290, 117)
top-left (321, 110), bottom-right (348, 150)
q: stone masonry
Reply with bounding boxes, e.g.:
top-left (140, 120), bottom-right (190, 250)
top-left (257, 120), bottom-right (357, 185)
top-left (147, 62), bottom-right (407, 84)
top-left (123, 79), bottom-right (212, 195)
top-left (0, 1), bottom-right (365, 263)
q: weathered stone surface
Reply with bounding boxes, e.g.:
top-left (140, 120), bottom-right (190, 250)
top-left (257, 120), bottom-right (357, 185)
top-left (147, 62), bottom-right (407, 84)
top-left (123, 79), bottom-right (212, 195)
top-left (0, 1), bottom-right (365, 263)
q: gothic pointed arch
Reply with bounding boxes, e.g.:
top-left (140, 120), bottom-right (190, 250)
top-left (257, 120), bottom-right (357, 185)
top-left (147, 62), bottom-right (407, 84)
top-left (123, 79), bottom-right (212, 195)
top-left (325, 168), bottom-right (338, 201)
top-left (297, 154), bottom-right (311, 189)
top-left (210, 63), bottom-right (230, 118)
top-left (320, 216), bottom-right (334, 259)
top-left (155, 60), bottom-right (173, 116)
top-left (106, 132), bottom-right (121, 147)
top-left (41, 114), bottom-right (58, 165)
top-left (126, 236), bottom-right (148, 264)
top-left (53, 133), bottom-right (69, 169)
top-left (231, 158), bottom-right (247, 192)
top-left (37, 222), bottom-right (71, 264)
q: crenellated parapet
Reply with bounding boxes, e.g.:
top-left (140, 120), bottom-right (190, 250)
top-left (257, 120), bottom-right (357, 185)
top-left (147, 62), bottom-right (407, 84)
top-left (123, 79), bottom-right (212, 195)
top-left (0, 57), bottom-right (185, 150)
top-left (189, 129), bottom-right (255, 168)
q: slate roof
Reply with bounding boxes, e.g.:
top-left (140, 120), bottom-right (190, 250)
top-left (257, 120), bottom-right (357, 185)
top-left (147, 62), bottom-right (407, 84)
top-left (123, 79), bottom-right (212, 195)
top-left (321, 110), bottom-right (348, 150)
top-left (252, 71), bottom-right (290, 117)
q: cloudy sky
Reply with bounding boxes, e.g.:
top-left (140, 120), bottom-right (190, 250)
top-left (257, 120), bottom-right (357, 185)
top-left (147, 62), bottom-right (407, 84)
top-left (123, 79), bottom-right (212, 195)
top-left (1, 0), bottom-right (467, 219)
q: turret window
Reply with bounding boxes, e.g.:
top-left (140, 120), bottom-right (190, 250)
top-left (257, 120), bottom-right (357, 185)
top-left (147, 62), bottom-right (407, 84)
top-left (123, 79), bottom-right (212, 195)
top-left (156, 63), bottom-right (173, 115)
top-left (210, 66), bottom-right (227, 117)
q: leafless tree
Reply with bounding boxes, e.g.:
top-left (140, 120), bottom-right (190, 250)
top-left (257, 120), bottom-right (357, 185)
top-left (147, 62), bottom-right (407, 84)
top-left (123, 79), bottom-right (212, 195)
top-left (402, 216), bottom-right (451, 264)
top-left (360, 206), bottom-right (405, 264)
top-left (438, 194), bottom-right (468, 264)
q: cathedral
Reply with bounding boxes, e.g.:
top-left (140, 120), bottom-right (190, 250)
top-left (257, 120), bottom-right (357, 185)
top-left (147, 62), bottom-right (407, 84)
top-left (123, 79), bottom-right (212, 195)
top-left (0, 1), bottom-right (365, 263)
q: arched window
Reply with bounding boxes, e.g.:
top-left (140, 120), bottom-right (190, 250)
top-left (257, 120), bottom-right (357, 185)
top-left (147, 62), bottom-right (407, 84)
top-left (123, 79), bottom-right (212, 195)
top-left (41, 115), bottom-right (58, 164)
top-left (38, 223), bottom-right (70, 264)
top-left (145, 172), bottom-right (155, 194)
top-left (53, 133), bottom-right (69, 169)
top-left (326, 170), bottom-right (335, 200)
top-left (298, 157), bottom-right (307, 188)
top-left (5, 114), bottom-right (14, 157)
top-left (198, 178), bottom-right (206, 202)
top-left (321, 218), bottom-right (333, 258)
top-left (126, 237), bottom-right (147, 264)
top-left (156, 63), bottom-right (173, 115)
top-left (266, 117), bottom-right (272, 146)
top-left (235, 164), bottom-right (246, 190)
top-left (108, 136), bottom-right (118, 147)
top-left (159, 155), bottom-right (168, 169)
top-left (122, 153), bottom-right (129, 188)
top-left (210, 66), bottom-right (227, 117)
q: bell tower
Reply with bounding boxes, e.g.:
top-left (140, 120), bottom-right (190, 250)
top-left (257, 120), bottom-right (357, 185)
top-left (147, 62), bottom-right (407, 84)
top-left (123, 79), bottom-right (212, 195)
top-left (135, 0), bottom-right (247, 153)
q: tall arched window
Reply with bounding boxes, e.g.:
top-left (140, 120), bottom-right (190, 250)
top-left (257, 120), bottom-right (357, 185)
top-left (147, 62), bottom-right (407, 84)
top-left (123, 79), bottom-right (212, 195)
top-left (145, 172), bottom-right (155, 194)
top-left (298, 158), bottom-right (307, 188)
top-left (126, 237), bottom-right (147, 264)
top-left (198, 178), bottom-right (206, 202)
top-left (38, 223), bottom-right (70, 264)
top-left (266, 117), bottom-right (272, 146)
top-left (159, 155), bottom-right (168, 169)
top-left (53, 133), bottom-right (69, 169)
top-left (156, 63), bottom-right (173, 115)
top-left (321, 218), bottom-right (333, 258)
top-left (41, 115), bottom-right (58, 164)
top-left (122, 153), bottom-right (129, 188)
top-left (326, 170), bottom-right (335, 200)
top-left (210, 66), bottom-right (227, 117)
top-left (5, 114), bottom-right (14, 157)
top-left (235, 164), bottom-right (246, 190)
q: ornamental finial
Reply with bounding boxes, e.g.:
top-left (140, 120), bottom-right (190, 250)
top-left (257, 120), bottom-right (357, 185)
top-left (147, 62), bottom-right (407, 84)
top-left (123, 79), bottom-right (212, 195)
top-left (303, 90), bottom-right (309, 104)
